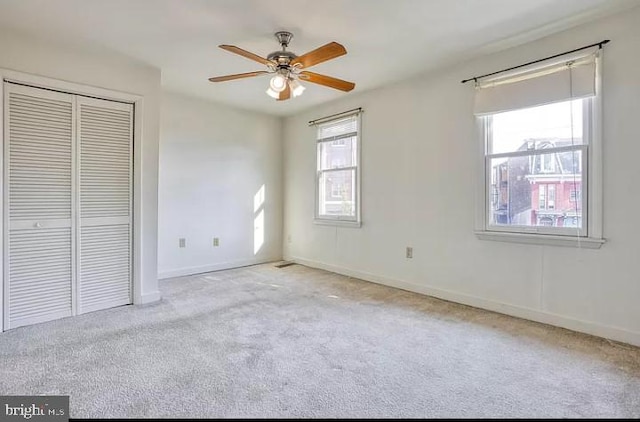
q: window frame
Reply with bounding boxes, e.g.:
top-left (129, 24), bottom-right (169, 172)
top-left (314, 113), bottom-right (362, 227)
top-left (475, 94), bottom-right (604, 248)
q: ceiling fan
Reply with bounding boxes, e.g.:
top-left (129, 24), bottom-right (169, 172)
top-left (209, 31), bottom-right (355, 101)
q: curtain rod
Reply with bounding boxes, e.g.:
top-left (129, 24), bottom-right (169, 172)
top-left (308, 107), bottom-right (363, 126)
top-left (461, 39), bottom-right (610, 84)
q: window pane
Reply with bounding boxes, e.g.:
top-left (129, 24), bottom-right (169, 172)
top-left (318, 136), bottom-right (357, 170)
top-left (318, 169), bottom-right (356, 218)
top-left (489, 99), bottom-right (584, 154)
top-left (489, 154), bottom-right (583, 229)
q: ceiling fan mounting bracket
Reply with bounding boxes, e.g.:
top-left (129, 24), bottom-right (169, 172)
top-left (274, 31), bottom-right (293, 49)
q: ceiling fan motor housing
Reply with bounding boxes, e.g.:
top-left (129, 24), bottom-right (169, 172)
top-left (268, 32), bottom-right (297, 69)
top-left (267, 50), bottom-right (297, 68)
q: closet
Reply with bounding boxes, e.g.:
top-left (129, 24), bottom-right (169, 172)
top-left (4, 82), bottom-right (133, 329)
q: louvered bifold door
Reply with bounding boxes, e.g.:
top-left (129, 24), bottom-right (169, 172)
top-left (77, 97), bottom-right (132, 314)
top-left (4, 84), bottom-right (75, 329)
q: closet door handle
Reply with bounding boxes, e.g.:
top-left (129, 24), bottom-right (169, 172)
top-left (34, 222), bottom-right (42, 228)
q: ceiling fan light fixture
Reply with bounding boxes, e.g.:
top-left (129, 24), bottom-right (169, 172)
top-left (289, 78), bottom-right (306, 97)
top-left (269, 73), bottom-right (287, 92)
top-left (265, 87), bottom-right (280, 99)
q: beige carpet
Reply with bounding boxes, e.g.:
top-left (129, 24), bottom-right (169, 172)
top-left (0, 263), bottom-right (639, 418)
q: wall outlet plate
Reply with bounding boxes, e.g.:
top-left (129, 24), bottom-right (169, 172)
top-left (406, 246), bottom-right (413, 259)
top-left (213, 237), bottom-right (219, 247)
top-left (179, 238), bottom-right (186, 248)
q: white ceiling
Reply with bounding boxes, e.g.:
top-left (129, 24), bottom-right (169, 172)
top-left (0, 0), bottom-right (636, 116)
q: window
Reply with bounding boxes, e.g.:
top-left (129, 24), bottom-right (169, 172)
top-left (563, 216), bottom-right (581, 228)
top-left (485, 99), bottom-right (587, 235)
top-left (547, 184), bottom-right (555, 210)
top-left (539, 185), bottom-right (547, 210)
top-left (331, 182), bottom-right (343, 198)
top-left (540, 152), bottom-right (556, 173)
top-left (569, 187), bottom-right (581, 202)
top-left (474, 50), bottom-right (604, 247)
top-left (314, 112), bottom-right (361, 225)
top-left (539, 217), bottom-right (554, 226)
top-left (332, 139), bottom-right (346, 147)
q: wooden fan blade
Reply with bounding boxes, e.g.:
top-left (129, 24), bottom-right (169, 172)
top-left (298, 71), bottom-right (355, 92)
top-left (208, 71), bottom-right (268, 82)
top-left (219, 45), bottom-right (273, 66)
top-left (290, 42), bottom-right (347, 69)
top-left (277, 84), bottom-right (291, 101)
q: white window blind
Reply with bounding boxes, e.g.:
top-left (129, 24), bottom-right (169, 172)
top-left (474, 52), bottom-right (597, 115)
top-left (318, 117), bottom-right (357, 142)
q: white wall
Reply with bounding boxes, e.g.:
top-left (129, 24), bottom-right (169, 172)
top-left (0, 28), bottom-right (161, 305)
top-left (158, 92), bottom-right (282, 278)
top-left (283, 7), bottom-right (640, 346)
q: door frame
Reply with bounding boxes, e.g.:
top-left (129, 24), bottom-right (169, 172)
top-left (0, 69), bottom-right (144, 332)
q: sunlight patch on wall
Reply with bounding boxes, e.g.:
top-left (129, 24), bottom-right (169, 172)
top-left (254, 184), bottom-right (265, 213)
top-left (254, 184), bottom-right (265, 255)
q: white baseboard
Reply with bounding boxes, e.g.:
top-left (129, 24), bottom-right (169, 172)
top-left (139, 291), bottom-right (161, 305)
top-left (288, 256), bottom-right (640, 348)
top-left (158, 256), bottom-right (282, 280)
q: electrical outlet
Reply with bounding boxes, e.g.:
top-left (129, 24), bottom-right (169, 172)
top-left (406, 246), bottom-right (413, 259)
top-left (287, 235), bottom-right (292, 244)
top-left (179, 238), bottom-right (186, 248)
top-left (213, 237), bottom-right (219, 247)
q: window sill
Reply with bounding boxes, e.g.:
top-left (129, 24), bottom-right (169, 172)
top-left (314, 219), bottom-right (362, 228)
top-left (475, 231), bottom-right (605, 249)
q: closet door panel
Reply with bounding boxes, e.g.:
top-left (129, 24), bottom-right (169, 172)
top-left (4, 84), bottom-right (74, 328)
top-left (77, 98), bottom-right (132, 314)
